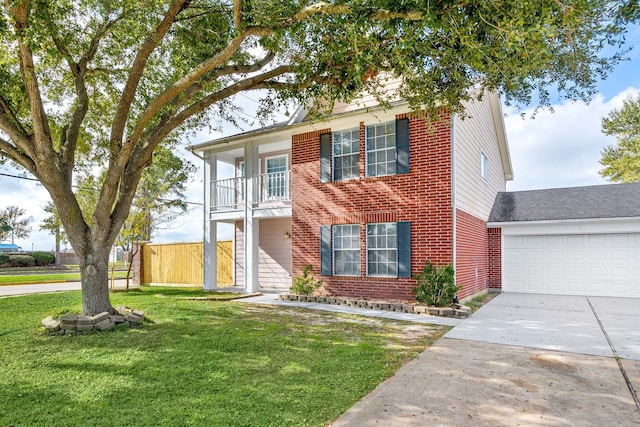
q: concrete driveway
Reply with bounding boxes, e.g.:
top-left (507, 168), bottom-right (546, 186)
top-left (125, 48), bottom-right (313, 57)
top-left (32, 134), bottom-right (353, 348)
top-left (333, 293), bottom-right (640, 426)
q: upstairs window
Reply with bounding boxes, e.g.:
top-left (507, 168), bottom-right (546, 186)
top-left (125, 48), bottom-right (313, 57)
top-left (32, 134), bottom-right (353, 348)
top-left (319, 118), bottom-right (409, 183)
top-left (366, 122), bottom-right (396, 177)
top-left (480, 151), bottom-right (489, 182)
top-left (333, 129), bottom-right (359, 181)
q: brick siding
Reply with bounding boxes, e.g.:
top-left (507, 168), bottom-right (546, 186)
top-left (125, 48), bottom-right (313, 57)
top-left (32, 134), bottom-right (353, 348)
top-left (291, 112), bottom-right (454, 300)
top-left (455, 209), bottom-right (488, 299)
top-left (487, 227), bottom-right (502, 289)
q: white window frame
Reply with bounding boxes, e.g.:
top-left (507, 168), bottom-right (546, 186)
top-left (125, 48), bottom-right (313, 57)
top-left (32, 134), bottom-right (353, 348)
top-left (480, 151), bottom-right (489, 182)
top-left (332, 224), bottom-right (361, 276)
top-left (366, 122), bottom-right (397, 177)
top-left (264, 154), bottom-right (289, 200)
top-left (333, 128), bottom-right (360, 181)
top-left (366, 222), bottom-right (398, 277)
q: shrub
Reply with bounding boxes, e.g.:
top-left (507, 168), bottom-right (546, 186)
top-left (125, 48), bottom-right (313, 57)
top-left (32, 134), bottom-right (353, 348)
top-left (291, 265), bottom-right (322, 295)
top-left (9, 254), bottom-right (36, 267)
top-left (32, 251), bottom-right (55, 266)
top-left (412, 260), bottom-right (460, 307)
top-left (0, 254), bottom-right (9, 265)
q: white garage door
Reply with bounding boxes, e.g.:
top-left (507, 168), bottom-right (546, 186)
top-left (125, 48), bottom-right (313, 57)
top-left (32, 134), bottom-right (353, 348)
top-left (503, 233), bottom-right (640, 297)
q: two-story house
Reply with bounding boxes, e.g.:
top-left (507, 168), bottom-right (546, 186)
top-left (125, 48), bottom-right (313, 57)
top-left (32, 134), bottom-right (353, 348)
top-left (190, 90), bottom-right (512, 301)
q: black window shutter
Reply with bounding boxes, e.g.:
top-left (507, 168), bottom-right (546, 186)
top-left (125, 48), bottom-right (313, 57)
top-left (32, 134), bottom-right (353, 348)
top-left (320, 225), bottom-right (332, 276)
top-left (397, 221), bottom-right (411, 278)
top-left (396, 118), bottom-right (410, 174)
top-left (319, 133), bottom-right (332, 183)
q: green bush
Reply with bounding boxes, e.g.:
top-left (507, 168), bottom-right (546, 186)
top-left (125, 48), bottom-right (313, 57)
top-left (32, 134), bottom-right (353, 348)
top-left (0, 254), bottom-right (9, 264)
top-left (9, 255), bottom-right (36, 267)
top-left (32, 251), bottom-right (55, 266)
top-left (291, 265), bottom-right (322, 295)
top-left (412, 260), bottom-right (460, 307)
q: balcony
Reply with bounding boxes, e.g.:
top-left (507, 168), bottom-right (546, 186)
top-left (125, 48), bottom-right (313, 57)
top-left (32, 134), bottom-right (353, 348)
top-left (210, 171), bottom-right (291, 211)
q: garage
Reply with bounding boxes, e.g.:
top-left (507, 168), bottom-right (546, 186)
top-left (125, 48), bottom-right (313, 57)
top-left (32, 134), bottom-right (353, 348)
top-left (488, 183), bottom-right (640, 298)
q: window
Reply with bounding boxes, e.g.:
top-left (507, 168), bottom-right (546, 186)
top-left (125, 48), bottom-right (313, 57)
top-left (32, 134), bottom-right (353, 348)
top-left (265, 155), bottom-right (288, 200)
top-left (333, 129), bottom-right (359, 181)
top-left (321, 221), bottom-right (410, 278)
top-left (366, 222), bottom-right (398, 277)
top-left (333, 224), bottom-right (360, 276)
top-left (480, 151), bottom-right (489, 182)
top-left (366, 122), bottom-right (397, 177)
top-left (320, 118), bottom-right (408, 183)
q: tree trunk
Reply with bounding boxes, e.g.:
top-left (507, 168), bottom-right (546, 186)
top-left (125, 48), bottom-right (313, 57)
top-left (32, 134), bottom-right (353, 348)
top-left (78, 247), bottom-right (115, 315)
top-left (54, 227), bottom-right (61, 268)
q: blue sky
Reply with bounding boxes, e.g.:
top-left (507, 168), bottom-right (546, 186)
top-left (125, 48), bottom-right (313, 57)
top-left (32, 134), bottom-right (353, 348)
top-left (1, 25), bottom-right (639, 250)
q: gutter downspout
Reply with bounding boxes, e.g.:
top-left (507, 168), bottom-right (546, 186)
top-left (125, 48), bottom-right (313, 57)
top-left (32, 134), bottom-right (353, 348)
top-left (451, 114), bottom-right (457, 278)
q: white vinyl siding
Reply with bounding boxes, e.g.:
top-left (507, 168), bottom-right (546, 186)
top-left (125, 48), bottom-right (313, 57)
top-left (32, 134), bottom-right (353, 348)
top-left (454, 95), bottom-right (507, 220)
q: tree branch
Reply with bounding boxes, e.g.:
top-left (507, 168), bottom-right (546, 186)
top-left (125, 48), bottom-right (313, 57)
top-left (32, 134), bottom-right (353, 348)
top-left (233, 0), bottom-right (242, 29)
top-left (128, 25), bottom-right (272, 147)
top-left (291, 2), bottom-right (423, 22)
top-left (0, 136), bottom-right (35, 173)
top-left (109, 0), bottom-right (190, 153)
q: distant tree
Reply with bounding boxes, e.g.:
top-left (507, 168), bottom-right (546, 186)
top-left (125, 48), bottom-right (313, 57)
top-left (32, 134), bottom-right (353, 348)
top-left (0, 218), bottom-right (10, 239)
top-left (40, 201), bottom-right (66, 267)
top-left (600, 94), bottom-right (640, 182)
top-left (0, 206), bottom-right (32, 244)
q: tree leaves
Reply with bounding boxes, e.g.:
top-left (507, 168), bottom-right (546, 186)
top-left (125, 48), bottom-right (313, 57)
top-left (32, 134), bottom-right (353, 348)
top-left (600, 94), bottom-right (640, 182)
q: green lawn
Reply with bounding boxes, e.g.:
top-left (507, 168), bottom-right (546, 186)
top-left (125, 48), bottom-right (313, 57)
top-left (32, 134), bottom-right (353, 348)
top-left (0, 287), bottom-right (447, 426)
top-left (0, 271), bottom-right (129, 284)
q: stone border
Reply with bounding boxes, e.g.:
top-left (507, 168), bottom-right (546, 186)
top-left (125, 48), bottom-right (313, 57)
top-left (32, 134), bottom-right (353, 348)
top-left (42, 306), bottom-right (144, 335)
top-left (279, 294), bottom-right (470, 318)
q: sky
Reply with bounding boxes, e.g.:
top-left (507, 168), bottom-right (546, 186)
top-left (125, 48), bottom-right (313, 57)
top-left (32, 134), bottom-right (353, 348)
top-left (1, 26), bottom-right (639, 251)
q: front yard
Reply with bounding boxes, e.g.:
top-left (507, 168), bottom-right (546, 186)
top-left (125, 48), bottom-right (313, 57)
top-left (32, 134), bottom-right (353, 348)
top-left (0, 287), bottom-right (447, 426)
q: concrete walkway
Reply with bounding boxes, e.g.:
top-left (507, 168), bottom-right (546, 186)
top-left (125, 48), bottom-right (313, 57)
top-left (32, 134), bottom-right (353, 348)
top-left (330, 293), bottom-right (640, 426)
top-left (0, 279), bottom-right (136, 297)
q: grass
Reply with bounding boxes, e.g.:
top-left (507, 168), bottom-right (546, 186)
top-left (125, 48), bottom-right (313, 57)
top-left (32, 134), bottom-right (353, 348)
top-left (0, 271), bottom-right (129, 284)
top-left (0, 287), bottom-right (448, 426)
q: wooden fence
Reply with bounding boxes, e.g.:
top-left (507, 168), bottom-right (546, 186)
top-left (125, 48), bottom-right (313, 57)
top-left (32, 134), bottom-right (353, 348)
top-left (140, 241), bottom-right (233, 287)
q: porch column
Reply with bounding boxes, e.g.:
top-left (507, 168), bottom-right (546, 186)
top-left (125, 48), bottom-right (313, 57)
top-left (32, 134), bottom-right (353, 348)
top-left (244, 141), bottom-right (260, 293)
top-left (203, 153), bottom-right (218, 291)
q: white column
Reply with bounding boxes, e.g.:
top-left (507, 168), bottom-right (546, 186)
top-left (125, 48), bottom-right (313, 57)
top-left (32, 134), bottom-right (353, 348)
top-left (244, 141), bottom-right (260, 293)
top-left (203, 153), bottom-right (218, 291)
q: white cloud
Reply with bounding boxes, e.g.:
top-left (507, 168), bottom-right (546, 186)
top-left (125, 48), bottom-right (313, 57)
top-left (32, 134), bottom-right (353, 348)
top-left (504, 87), bottom-right (640, 191)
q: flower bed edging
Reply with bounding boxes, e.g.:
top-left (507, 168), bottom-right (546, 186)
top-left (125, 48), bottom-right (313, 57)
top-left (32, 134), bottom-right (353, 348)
top-left (279, 294), bottom-right (470, 318)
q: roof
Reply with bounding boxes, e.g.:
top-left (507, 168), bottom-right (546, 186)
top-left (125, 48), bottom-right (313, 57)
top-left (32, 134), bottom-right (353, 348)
top-left (488, 182), bottom-right (640, 223)
top-left (0, 243), bottom-right (20, 249)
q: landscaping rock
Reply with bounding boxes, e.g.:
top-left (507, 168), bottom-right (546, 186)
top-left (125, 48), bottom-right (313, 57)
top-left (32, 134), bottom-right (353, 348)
top-left (110, 315), bottom-right (126, 324)
top-left (95, 319), bottom-right (114, 331)
top-left (93, 312), bottom-right (110, 323)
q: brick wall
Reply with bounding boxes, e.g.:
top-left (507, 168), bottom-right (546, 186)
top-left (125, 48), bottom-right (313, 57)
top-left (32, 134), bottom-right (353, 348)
top-left (291, 112), bottom-right (454, 300)
top-left (487, 227), bottom-right (502, 290)
top-left (455, 209), bottom-right (488, 299)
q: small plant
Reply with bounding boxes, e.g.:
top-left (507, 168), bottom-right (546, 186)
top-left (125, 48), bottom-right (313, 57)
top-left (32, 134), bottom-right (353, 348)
top-left (291, 265), bottom-right (322, 295)
top-left (0, 254), bottom-right (9, 264)
top-left (412, 260), bottom-right (460, 307)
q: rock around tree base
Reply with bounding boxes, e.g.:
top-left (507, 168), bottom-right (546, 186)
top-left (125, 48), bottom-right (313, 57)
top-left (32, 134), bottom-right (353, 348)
top-left (42, 306), bottom-right (144, 335)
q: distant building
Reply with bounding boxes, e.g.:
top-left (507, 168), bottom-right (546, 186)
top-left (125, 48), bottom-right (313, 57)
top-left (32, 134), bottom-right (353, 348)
top-left (0, 243), bottom-right (23, 253)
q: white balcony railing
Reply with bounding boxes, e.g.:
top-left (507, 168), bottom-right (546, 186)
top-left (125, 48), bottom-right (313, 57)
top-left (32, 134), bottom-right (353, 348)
top-left (210, 171), bottom-right (291, 211)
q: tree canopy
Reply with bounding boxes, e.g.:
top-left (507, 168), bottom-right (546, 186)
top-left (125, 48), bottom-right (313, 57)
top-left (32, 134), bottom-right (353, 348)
top-left (600, 93), bottom-right (640, 182)
top-left (0, 0), bottom-right (638, 314)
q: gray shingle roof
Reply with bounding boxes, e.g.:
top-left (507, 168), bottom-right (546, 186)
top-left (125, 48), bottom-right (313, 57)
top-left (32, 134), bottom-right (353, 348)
top-left (488, 182), bottom-right (640, 223)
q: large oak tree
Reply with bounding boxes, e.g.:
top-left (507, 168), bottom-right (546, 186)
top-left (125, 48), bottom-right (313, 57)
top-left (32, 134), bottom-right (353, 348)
top-left (600, 93), bottom-right (640, 182)
top-left (0, 0), bottom-right (637, 314)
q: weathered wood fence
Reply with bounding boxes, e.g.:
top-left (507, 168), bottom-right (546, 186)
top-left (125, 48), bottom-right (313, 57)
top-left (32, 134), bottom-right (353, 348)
top-left (137, 241), bottom-right (233, 287)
